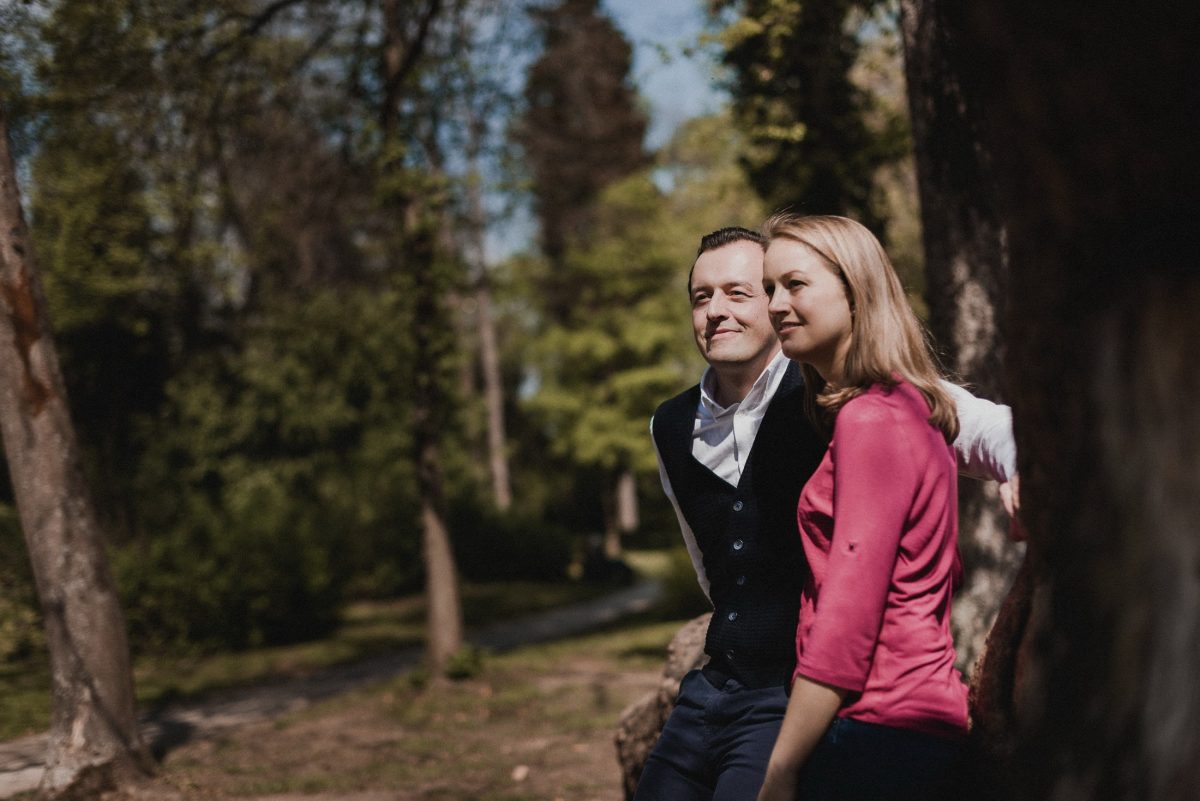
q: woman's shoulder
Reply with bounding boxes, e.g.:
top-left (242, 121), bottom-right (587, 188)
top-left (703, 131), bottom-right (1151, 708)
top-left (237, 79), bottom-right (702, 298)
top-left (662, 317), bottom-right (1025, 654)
top-left (839, 380), bottom-right (926, 424)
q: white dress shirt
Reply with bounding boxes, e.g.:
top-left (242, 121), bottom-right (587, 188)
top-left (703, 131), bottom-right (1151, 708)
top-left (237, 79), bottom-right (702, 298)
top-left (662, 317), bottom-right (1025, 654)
top-left (651, 352), bottom-right (1017, 599)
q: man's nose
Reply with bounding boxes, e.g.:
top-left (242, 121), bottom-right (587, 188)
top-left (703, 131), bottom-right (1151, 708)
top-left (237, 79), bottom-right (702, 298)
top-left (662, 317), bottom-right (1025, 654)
top-left (706, 292), bottom-right (728, 318)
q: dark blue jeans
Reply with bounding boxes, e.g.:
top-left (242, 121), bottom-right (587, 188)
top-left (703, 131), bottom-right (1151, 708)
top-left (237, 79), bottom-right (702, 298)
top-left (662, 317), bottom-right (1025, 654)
top-left (633, 668), bottom-right (789, 801)
top-left (796, 716), bottom-right (964, 801)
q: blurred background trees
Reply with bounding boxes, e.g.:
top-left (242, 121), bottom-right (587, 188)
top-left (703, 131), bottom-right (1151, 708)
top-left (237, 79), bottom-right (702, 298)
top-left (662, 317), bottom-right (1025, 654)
top-left (2, 0), bottom-right (1014, 706)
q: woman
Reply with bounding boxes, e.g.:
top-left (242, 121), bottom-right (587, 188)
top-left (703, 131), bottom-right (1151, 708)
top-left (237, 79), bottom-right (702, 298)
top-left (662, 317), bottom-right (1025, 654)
top-left (756, 214), bottom-right (967, 801)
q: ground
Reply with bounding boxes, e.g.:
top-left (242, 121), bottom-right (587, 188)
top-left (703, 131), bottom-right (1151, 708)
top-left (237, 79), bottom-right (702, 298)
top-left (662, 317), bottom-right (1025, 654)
top-left (86, 620), bottom-right (678, 801)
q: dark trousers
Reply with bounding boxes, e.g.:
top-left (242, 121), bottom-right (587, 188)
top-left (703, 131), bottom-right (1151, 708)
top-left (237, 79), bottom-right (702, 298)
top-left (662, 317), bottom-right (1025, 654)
top-left (796, 716), bottom-right (963, 801)
top-left (633, 668), bottom-right (789, 801)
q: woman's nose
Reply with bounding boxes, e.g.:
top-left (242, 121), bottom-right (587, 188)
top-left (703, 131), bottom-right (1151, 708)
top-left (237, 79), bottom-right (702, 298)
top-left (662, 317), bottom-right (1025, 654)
top-left (767, 290), bottom-right (786, 314)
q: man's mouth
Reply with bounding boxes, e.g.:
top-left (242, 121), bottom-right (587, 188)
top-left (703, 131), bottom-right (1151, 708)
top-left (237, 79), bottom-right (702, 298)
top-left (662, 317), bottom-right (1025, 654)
top-left (707, 328), bottom-right (739, 341)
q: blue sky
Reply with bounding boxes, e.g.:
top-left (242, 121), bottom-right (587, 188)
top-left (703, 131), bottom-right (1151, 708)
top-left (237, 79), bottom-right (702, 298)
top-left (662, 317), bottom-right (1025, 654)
top-left (602, 0), bottom-right (728, 149)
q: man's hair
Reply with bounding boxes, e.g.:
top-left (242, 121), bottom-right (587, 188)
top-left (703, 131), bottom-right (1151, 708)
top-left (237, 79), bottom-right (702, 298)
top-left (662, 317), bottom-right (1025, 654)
top-left (696, 226), bottom-right (766, 257)
top-left (688, 226), bottom-right (767, 295)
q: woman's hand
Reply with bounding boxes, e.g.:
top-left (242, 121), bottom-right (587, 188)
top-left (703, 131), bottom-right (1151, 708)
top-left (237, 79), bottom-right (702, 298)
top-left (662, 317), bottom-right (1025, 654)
top-left (757, 763), bottom-right (800, 801)
top-left (756, 677), bottom-right (846, 801)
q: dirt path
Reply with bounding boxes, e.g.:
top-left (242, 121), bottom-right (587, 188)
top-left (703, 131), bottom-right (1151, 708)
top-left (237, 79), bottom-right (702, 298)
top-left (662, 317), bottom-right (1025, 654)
top-left (0, 580), bottom-right (662, 799)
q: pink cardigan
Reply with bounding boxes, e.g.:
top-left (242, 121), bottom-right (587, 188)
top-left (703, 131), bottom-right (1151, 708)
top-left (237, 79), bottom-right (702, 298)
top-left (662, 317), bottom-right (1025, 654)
top-left (793, 381), bottom-right (968, 738)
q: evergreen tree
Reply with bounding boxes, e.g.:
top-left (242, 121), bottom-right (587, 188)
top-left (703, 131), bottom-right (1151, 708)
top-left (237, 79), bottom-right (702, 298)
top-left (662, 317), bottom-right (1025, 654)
top-left (713, 0), bottom-right (907, 228)
top-left (517, 0), bottom-right (647, 279)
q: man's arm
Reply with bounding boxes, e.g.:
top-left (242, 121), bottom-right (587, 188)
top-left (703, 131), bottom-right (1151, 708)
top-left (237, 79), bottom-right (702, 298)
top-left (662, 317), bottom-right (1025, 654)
top-left (651, 416), bottom-right (711, 601)
top-left (941, 381), bottom-right (1017, 483)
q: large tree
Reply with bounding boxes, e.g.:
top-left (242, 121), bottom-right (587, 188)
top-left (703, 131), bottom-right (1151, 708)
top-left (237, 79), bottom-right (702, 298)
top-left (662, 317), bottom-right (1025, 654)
top-left (0, 98), bottom-right (149, 796)
top-left (517, 0), bottom-right (647, 274)
top-left (898, 0), bottom-right (1022, 671)
top-left (933, 2), bottom-right (1200, 798)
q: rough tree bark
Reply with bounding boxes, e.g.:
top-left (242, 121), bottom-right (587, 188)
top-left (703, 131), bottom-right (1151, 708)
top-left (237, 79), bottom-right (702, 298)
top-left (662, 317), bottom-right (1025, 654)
top-left (898, 0), bottom-right (1024, 674)
top-left (0, 101), bottom-right (149, 795)
top-left (942, 3), bottom-right (1200, 798)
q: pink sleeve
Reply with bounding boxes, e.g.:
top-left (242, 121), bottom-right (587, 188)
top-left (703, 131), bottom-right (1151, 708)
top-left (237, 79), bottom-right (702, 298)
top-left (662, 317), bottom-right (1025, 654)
top-left (795, 394), bottom-right (923, 692)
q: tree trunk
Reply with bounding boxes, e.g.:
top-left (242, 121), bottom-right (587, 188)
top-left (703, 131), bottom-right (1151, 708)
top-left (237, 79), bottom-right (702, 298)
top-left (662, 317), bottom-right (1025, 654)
top-left (899, 0), bottom-right (1025, 674)
top-left (476, 280), bottom-right (512, 511)
top-left (463, 147), bottom-right (512, 512)
top-left (616, 467), bottom-right (638, 534)
top-left (381, 0), bottom-right (463, 676)
top-left (943, 3), bottom-right (1200, 798)
top-left (0, 101), bottom-right (148, 795)
top-left (601, 470), bottom-right (636, 561)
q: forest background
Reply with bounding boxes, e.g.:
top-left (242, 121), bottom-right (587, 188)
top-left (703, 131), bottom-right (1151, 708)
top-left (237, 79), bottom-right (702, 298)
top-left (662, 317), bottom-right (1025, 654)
top-left (0, 1), bottom-right (1050, 796)
top-left (3, 0), bottom-right (974, 667)
top-left (5, 0), bottom-right (1196, 797)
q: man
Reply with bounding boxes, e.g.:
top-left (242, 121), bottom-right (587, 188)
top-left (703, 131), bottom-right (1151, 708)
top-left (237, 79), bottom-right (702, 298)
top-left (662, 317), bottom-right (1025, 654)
top-left (633, 227), bottom-right (1015, 800)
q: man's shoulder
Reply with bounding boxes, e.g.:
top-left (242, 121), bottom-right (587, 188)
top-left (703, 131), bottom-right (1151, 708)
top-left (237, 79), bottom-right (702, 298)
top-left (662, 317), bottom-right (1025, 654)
top-left (653, 383), bottom-right (702, 424)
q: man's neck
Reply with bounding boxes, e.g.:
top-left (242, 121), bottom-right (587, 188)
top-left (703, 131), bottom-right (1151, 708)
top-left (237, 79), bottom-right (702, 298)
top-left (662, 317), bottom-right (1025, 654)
top-left (709, 349), bottom-right (781, 408)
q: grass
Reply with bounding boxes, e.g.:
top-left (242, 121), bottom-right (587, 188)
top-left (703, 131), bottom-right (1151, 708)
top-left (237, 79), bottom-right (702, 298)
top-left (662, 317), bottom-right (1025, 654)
top-left (0, 577), bottom-right (625, 742)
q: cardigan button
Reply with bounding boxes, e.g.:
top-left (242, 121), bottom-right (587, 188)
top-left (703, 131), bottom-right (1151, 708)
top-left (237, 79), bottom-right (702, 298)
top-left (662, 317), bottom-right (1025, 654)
top-left (736, 575), bottom-right (747, 586)
top-left (732, 500), bottom-right (744, 511)
top-left (732, 539), bottom-right (744, 551)
top-left (727, 611), bottom-right (739, 622)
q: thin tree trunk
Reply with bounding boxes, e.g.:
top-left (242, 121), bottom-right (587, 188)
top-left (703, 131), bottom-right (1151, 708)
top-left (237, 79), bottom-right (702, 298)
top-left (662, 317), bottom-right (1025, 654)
top-left (616, 467), bottom-right (638, 534)
top-left (944, 3), bottom-right (1200, 797)
top-left (899, 0), bottom-right (1024, 674)
top-left (463, 148), bottom-right (512, 512)
top-left (0, 101), bottom-right (148, 795)
top-left (381, 0), bottom-right (463, 675)
top-left (476, 279), bottom-right (512, 511)
top-left (407, 210), bottom-right (464, 675)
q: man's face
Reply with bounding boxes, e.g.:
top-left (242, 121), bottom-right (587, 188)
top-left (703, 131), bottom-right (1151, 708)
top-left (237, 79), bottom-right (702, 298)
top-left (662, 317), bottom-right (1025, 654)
top-left (689, 241), bottom-right (779, 369)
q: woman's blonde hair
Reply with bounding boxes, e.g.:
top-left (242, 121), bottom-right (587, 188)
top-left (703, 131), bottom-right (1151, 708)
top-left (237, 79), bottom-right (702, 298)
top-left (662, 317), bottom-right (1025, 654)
top-left (762, 212), bottom-right (958, 443)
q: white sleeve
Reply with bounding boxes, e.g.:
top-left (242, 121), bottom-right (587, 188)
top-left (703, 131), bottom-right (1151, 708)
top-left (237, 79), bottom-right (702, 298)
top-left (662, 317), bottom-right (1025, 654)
top-left (940, 381), bottom-right (1017, 483)
top-left (651, 416), bottom-right (711, 601)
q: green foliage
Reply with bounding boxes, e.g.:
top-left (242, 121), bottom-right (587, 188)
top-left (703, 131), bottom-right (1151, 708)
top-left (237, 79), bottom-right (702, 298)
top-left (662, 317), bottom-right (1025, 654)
top-left (443, 644), bottom-right (487, 680)
top-left (713, 0), bottom-right (908, 228)
top-left (118, 287), bottom-right (424, 651)
top-left (0, 504), bottom-right (42, 662)
top-left (523, 172), bottom-right (694, 478)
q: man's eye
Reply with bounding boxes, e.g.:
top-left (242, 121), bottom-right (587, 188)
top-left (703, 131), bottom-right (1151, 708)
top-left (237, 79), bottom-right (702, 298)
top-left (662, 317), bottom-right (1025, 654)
top-left (692, 295), bottom-right (709, 307)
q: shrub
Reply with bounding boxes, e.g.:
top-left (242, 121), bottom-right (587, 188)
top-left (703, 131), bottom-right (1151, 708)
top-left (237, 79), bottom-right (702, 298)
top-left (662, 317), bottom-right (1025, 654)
top-left (448, 502), bottom-right (574, 584)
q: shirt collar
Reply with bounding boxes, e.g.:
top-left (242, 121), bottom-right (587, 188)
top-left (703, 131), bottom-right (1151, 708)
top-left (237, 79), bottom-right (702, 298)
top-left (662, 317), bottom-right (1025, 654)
top-left (698, 350), bottom-right (790, 419)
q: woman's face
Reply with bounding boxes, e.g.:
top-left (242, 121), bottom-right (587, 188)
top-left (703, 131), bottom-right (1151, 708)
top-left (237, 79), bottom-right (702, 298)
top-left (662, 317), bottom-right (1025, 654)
top-left (762, 238), bottom-right (854, 381)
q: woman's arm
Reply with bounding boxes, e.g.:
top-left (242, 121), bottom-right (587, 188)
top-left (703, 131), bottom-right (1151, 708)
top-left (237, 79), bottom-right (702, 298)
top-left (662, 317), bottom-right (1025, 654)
top-left (757, 677), bottom-right (847, 801)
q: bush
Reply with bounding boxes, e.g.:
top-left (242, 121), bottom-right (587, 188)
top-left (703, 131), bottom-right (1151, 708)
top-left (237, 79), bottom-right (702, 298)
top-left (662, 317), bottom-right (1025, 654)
top-left (117, 289), bottom-right (428, 652)
top-left (448, 502), bottom-right (574, 584)
top-left (0, 505), bottom-right (42, 662)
